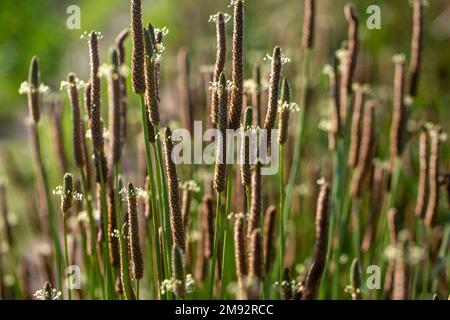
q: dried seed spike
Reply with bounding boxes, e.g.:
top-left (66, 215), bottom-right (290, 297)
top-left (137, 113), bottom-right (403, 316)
top-left (127, 183), bottom-right (143, 280)
top-left (425, 128), bottom-right (440, 226)
top-left (278, 78), bottom-right (291, 145)
top-left (27, 56), bottom-right (41, 122)
top-left (392, 230), bottom-right (412, 300)
top-left (349, 258), bottom-right (362, 300)
top-left (323, 65), bottom-right (341, 150)
top-left (144, 25), bottom-right (160, 126)
top-left (213, 73), bottom-right (228, 193)
top-left (234, 214), bottom-right (248, 287)
top-left (249, 228), bottom-right (263, 280)
top-left (201, 195), bottom-right (215, 258)
top-left (228, 0), bottom-right (244, 130)
top-left (389, 54), bottom-right (406, 167)
top-left (115, 28), bottom-right (129, 148)
top-left (303, 180), bottom-right (330, 300)
top-left (210, 12), bottom-right (227, 126)
top-left (388, 208), bottom-right (399, 246)
top-left (84, 81), bottom-right (92, 119)
top-left (130, 0), bottom-right (145, 94)
top-left (107, 187), bottom-right (119, 267)
top-left (88, 31), bottom-right (108, 183)
top-left (343, 3), bottom-right (359, 94)
top-left (178, 48), bottom-right (193, 133)
top-left (172, 244), bottom-right (186, 297)
top-left (350, 99), bottom-right (375, 197)
top-left (164, 127), bottom-right (186, 251)
top-left (108, 47), bottom-right (122, 166)
top-left (415, 126), bottom-right (429, 219)
top-left (67, 73), bottom-right (85, 168)
top-left (62, 173), bottom-right (73, 213)
top-left (263, 205), bottom-right (277, 273)
top-left (409, 0), bottom-right (424, 97)
top-left (248, 162), bottom-right (262, 239)
top-left (263, 46), bottom-right (282, 132)
top-left (240, 107), bottom-right (253, 187)
top-left (302, 0), bottom-right (315, 49)
top-left (337, 47), bottom-right (351, 124)
top-left (347, 84), bottom-right (366, 168)
top-left (115, 28), bottom-right (129, 65)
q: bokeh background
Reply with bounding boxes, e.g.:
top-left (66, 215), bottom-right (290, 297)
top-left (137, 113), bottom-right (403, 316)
top-left (0, 0), bottom-right (449, 287)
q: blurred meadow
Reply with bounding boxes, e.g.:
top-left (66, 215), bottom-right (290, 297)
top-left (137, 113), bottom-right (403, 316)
top-left (0, 0), bottom-right (449, 300)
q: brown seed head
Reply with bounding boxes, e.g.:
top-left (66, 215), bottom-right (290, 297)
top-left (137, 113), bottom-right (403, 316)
top-left (228, 0), bottom-right (244, 130)
top-left (240, 107), bottom-right (253, 186)
top-left (263, 205), bottom-right (277, 273)
top-left (263, 46), bottom-right (282, 132)
top-left (249, 228), bottom-right (263, 280)
top-left (67, 73), bottom-right (85, 168)
top-left (130, 0), bottom-right (145, 94)
top-left (303, 180), bottom-right (330, 300)
top-left (108, 47), bottom-right (122, 166)
top-left (347, 84), bottom-right (367, 168)
top-left (88, 31), bottom-right (107, 183)
top-left (408, 0), bottom-right (424, 97)
top-left (425, 127), bottom-right (440, 226)
top-left (127, 183), bottom-right (144, 280)
top-left (144, 25), bottom-right (160, 126)
top-left (390, 54), bottom-right (406, 167)
top-left (350, 99), bottom-right (375, 197)
top-left (248, 162), bottom-right (262, 239)
top-left (164, 127), bottom-right (186, 251)
top-left (415, 126), bottom-right (429, 219)
top-left (234, 214), bottom-right (248, 286)
top-left (210, 12), bottom-right (227, 125)
top-left (213, 73), bottom-right (228, 193)
top-left (201, 195), bottom-right (215, 258)
top-left (344, 3), bottom-right (359, 94)
top-left (278, 78), bottom-right (291, 145)
top-left (302, 0), bottom-right (315, 49)
top-left (323, 65), bottom-right (341, 150)
top-left (178, 48), bottom-right (193, 133)
top-left (62, 173), bottom-right (74, 213)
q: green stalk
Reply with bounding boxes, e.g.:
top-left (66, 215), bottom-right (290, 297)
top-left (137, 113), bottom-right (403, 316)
top-left (220, 166), bottom-right (233, 297)
top-left (283, 49), bottom-right (311, 226)
top-left (208, 193), bottom-right (222, 299)
top-left (63, 213), bottom-right (71, 300)
top-left (138, 95), bottom-right (163, 295)
top-left (79, 168), bottom-right (102, 296)
top-left (151, 140), bottom-right (172, 278)
top-left (33, 123), bottom-right (64, 293)
top-left (278, 144), bottom-right (285, 283)
top-left (97, 159), bottom-right (114, 299)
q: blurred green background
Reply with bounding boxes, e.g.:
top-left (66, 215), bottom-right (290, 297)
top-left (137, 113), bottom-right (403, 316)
top-left (0, 0), bottom-right (449, 297)
top-left (1, 0), bottom-right (449, 126)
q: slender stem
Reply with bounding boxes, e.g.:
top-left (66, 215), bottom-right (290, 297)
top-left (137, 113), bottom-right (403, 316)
top-left (97, 159), bottom-right (114, 299)
top-left (278, 144), bottom-right (285, 283)
top-left (32, 123), bottom-right (64, 293)
top-left (138, 95), bottom-right (163, 295)
top-left (208, 193), bottom-right (222, 299)
top-left (283, 49), bottom-right (311, 226)
top-left (136, 280), bottom-right (140, 300)
top-left (220, 166), bottom-right (233, 297)
top-left (154, 135), bottom-right (172, 277)
top-left (79, 168), bottom-right (102, 296)
top-left (63, 213), bottom-right (71, 300)
top-left (152, 140), bottom-right (172, 279)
